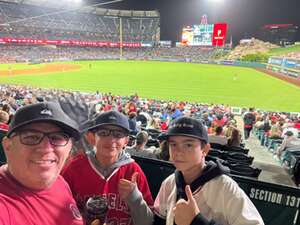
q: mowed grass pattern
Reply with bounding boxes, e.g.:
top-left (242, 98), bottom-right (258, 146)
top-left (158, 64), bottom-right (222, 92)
top-left (0, 60), bottom-right (299, 112)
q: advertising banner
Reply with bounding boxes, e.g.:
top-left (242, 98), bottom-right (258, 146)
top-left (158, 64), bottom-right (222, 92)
top-left (212, 23), bottom-right (227, 47)
top-left (0, 37), bottom-right (142, 47)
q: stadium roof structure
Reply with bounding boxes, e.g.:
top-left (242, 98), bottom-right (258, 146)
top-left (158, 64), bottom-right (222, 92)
top-left (0, 0), bottom-right (159, 17)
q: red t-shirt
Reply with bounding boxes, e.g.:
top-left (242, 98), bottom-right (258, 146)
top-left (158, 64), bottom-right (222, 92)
top-left (0, 123), bottom-right (8, 131)
top-left (62, 155), bottom-right (154, 225)
top-left (0, 165), bottom-right (83, 225)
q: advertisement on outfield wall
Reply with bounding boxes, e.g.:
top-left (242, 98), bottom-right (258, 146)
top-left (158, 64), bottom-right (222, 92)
top-left (0, 37), bottom-right (142, 47)
top-left (268, 56), bottom-right (300, 78)
top-left (181, 23), bottom-right (227, 47)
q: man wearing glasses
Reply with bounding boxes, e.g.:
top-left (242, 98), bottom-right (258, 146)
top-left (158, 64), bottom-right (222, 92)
top-left (0, 102), bottom-right (83, 225)
top-left (62, 110), bottom-right (154, 225)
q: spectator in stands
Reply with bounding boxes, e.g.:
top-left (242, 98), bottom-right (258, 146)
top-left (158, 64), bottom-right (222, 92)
top-left (243, 108), bottom-right (256, 140)
top-left (0, 110), bottom-right (9, 131)
top-left (126, 131), bottom-right (158, 159)
top-left (208, 126), bottom-right (228, 146)
top-left (281, 120), bottom-right (299, 138)
top-left (201, 112), bottom-right (212, 129)
top-left (0, 102), bottom-right (83, 224)
top-left (276, 131), bottom-right (300, 161)
top-left (269, 120), bottom-right (282, 139)
top-left (155, 140), bottom-right (170, 161)
top-left (223, 120), bottom-right (236, 138)
top-left (212, 113), bottom-right (226, 128)
top-left (128, 112), bottom-right (139, 135)
top-left (136, 109), bottom-right (150, 128)
top-left (227, 128), bottom-right (242, 147)
top-left (153, 117), bottom-right (264, 225)
top-left (62, 111), bottom-right (153, 225)
top-left (148, 117), bottom-right (161, 130)
top-left (1, 104), bottom-right (11, 115)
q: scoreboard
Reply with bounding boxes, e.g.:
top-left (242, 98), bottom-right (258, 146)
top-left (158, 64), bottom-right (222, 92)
top-left (182, 23), bottom-right (227, 47)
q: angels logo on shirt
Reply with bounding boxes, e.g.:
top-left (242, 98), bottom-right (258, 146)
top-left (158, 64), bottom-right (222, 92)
top-left (69, 203), bottom-right (83, 220)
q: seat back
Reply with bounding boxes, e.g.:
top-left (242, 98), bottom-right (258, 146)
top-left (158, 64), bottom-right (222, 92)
top-left (222, 145), bottom-right (250, 155)
top-left (228, 164), bottom-right (262, 178)
top-left (131, 155), bottom-right (175, 198)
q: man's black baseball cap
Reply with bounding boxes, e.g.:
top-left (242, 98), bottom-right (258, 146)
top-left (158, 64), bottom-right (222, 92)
top-left (7, 102), bottom-right (80, 140)
top-left (164, 117), bottom-right (208, 143)
top-left (89, 111), bottom-right (130, 132)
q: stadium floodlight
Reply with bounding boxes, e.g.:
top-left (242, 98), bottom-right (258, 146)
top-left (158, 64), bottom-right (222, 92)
top-left (64, 0), bottom-right (82, 3)
top-left (207, 0), bottom-right (225, 4)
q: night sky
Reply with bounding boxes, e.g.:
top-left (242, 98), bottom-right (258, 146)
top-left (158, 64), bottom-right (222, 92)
top-left (88, 0), bottom-right (300, 45)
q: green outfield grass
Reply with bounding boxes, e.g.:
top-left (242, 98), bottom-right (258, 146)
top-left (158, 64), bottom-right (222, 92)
top-left (0, 60), bottom-right (299, 112)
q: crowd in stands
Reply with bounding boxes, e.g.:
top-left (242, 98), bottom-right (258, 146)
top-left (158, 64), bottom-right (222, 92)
top-left (1, 83), bottom-right (300, 182)
top-left (243, 108), bottom-right (300, 179)
top-left (0, 1), bottom-right (159, 43)
top-left (0, 44), bottom-right (222, 63)
top-left (0, 84), bottom-right (242, 149)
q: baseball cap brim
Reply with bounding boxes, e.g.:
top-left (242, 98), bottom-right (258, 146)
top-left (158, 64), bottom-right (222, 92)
top-left (88, 123), bottom-right (130, 133)
top-left (7, 118), bottom-right (81, 141)
top-left (163, 133), bottom-right (208, 143)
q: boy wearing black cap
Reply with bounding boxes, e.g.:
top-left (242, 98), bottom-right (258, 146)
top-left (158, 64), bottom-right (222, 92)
top-left (0, 102), bottom-right (83, 224)
top-left (62, 110), bottom-right (154, 225)
top-left (153, 117), bottom-right (264, 225)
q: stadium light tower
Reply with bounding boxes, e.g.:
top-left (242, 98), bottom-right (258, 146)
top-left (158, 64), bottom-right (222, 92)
top-left (65, 0), bottom-right (82, 5)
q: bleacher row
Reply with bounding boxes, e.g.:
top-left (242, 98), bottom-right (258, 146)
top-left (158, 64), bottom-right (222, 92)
top-left (0, 1), bottom-right (159, 43)
top-left (124, 125), bottom-right (262, 179)
top-left (253, 126), bottom-right (300, 183)
top-left (0, 45), bottom-right (221, 63)
top-left (2, 85), bottom-right (300, 224)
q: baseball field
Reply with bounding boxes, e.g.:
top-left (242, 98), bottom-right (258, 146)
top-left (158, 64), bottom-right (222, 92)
top-left (0, 60), bottom-right (299, 112)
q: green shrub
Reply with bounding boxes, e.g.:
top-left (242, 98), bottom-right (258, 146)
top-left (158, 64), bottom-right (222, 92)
top-left (241, 53), bottom-right (269, 62)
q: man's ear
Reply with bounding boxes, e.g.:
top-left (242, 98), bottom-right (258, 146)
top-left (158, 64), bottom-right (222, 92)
top-left (202, 143), bottom-right (210, 156)
top-left (124, 136), bottom-right (129, 146)
top-left (85, 131), bottom-right (95, 146)
top-left (2, 136), bottom-right (12, 153)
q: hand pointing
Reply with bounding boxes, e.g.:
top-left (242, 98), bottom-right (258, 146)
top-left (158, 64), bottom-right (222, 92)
top-left (118, 172), bottom-right (138, 200)
top-left (173, 185), bottom-right (200, 225)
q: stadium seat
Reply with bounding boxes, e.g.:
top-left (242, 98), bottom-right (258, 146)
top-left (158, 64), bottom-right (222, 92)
top-left (131, 155), bottom-right (175, 198)
top-left (209, 142), bottom-right (224, 150)
top-left (222, 145), bottom-right (250, 155)
top-left (228, 163), bottom-right (262, 178)
top-left (226, 152), bottom-right (254, 165)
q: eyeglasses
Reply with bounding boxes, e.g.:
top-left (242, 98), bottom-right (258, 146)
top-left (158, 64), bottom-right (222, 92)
top-left (95, 129), bottom-right (128, 138)
top-left (11, 129), bottom-right (71, 146)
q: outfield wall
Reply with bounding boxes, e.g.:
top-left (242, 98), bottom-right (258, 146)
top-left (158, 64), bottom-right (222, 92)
top-left (267, 57), bottom-right (300, 78)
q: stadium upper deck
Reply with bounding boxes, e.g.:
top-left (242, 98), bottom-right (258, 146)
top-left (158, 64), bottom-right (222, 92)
top-left (0, 0), bottom-right (160, 43)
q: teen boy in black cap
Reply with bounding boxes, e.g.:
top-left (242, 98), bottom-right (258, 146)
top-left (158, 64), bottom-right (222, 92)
top-left (0, 102), bottom-right (83, 224)
top-left (62, 110), bottom-right (154, 225)
top-left (153, 117), bottom-right (264, 225)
